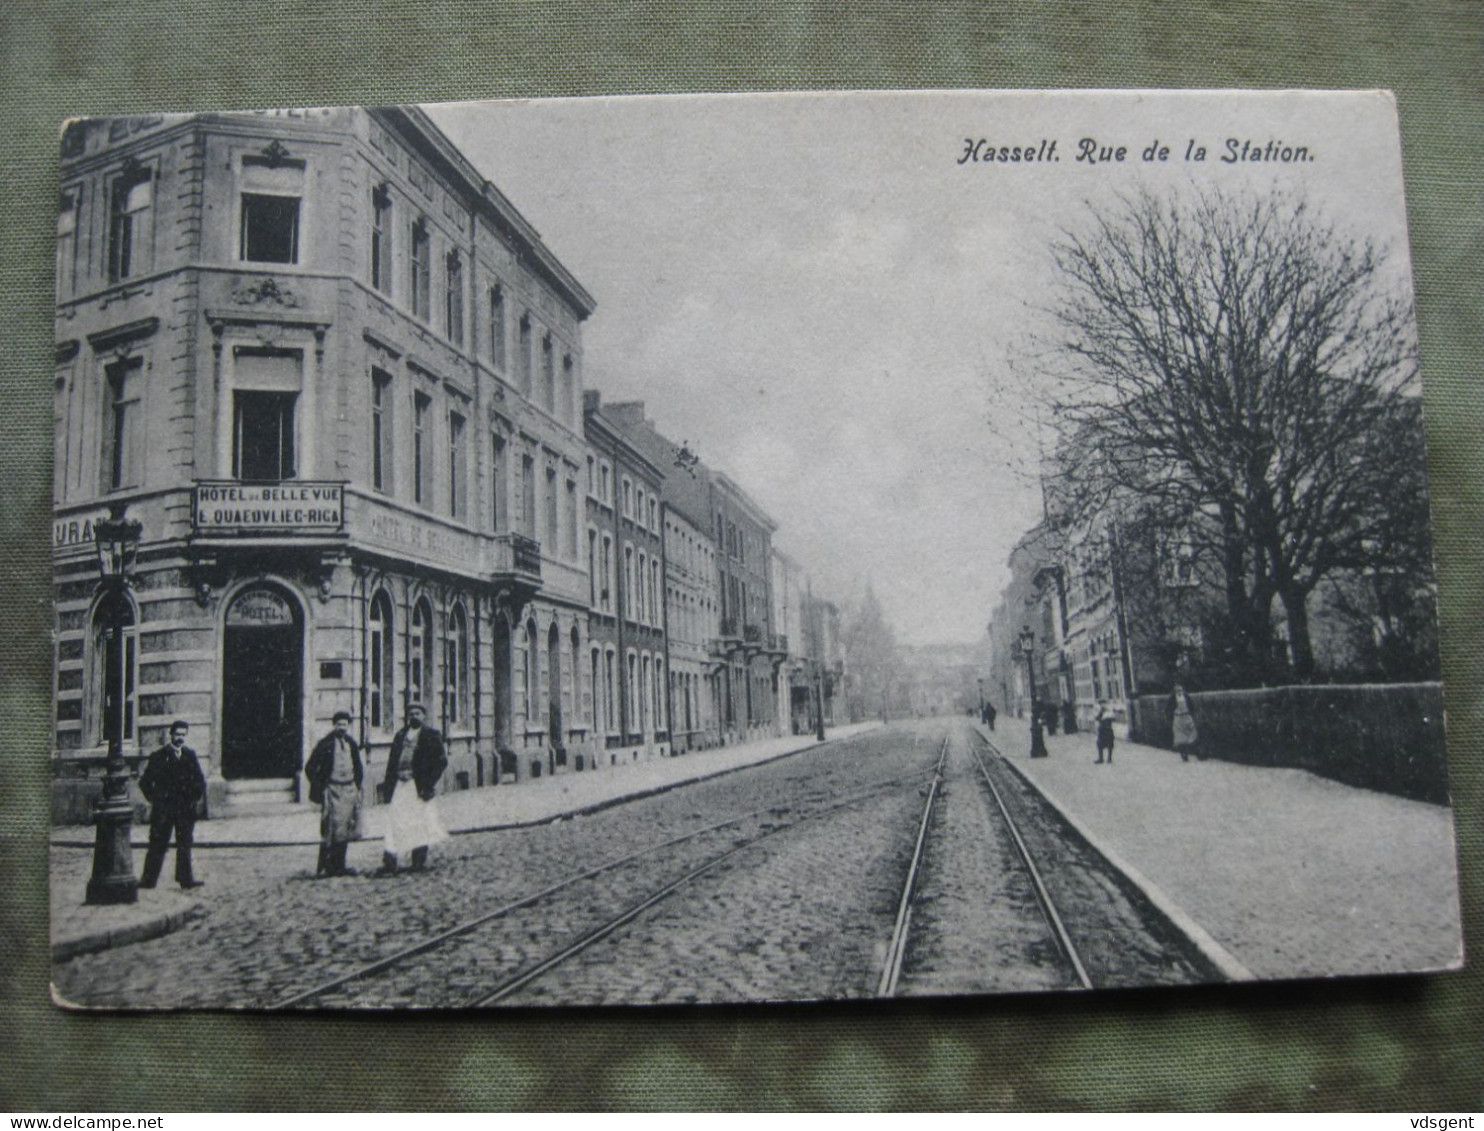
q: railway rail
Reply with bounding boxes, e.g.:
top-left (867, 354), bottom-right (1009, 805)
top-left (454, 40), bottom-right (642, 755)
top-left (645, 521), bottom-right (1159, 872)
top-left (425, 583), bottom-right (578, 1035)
top-left (273, 756), bottom-right (939, 1009)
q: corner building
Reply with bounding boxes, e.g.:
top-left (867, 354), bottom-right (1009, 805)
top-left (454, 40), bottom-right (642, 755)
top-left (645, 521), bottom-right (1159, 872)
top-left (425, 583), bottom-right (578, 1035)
top-left (52, 109), bottom-right (597, 819)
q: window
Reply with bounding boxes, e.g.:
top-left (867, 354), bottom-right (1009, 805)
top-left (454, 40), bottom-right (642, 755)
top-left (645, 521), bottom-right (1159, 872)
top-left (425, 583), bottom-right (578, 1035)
top-left (590, 648), bottom-right (602, 734)
top-left (518, 314), bottom-right (533, 394)
top-left (233, 390), bottom-right (296, 482)
top-left (240, 193), bottom-right (300, 263)
top-left (521, 453), bottom-right (536, 539)
top-left (604, 649), bottom-right (617, 732)
top-left (1160, 533), bottom-right (1199, 589)
top-left (445, 250), bottom-right (464, 345)
top-left (649, 496), bottom-right (658, 533)
top-left (655, 658), bottom-right (666, 731)
top-left (566, 479), bottom-right (579, 559)
top-left (641, 655), bottom-right (652, 733)
top-left (561, 354), bottom-right (575, 423)
top-left (108, 167), bottom-right (153, 282)
top-left (445, 604), bottom-right (469, 726)
top-left (93, 596), bottom-right (137, 746)
top-left (622, 477), bottom-right (632, 519)
top-left (57, 188), bottom-right (80, 297)
top-left (545, 465), bottom-right (559, 549)
top-left (488, 286), bottom-right (506, 369)
top-left (448, 410), bottom-right (466, 519)
top-left (636, 552), bottom-right (647, 623)
top-left (635, 487), bottom-right (645, 526)
top-left (368, 591), bottom-right (394, 731)
top-left (627, 653), bottom-right (639, 735)
top-left (600, 462), bottom-right (611, 504)
top-left (541, 334), bottom-right (555, 413)
top-left (600, 534), bottom-right (613, 612)
top-left (490, 433), bottom-right (506, 531)
top-left (371, 368), bottom-right (393, 493)
top-left (624, 546), bottom-right (635, 620)
top-left (102, 356), bottom-right (142, 492)
top-left (586, 455), bottom-right (596, 496)
top-left (412, 391), bottom-right (431, 505)
top-left (410, 599), bottom-right (434, 707)
top-left (523, 620), bottom-right (538, 721)
top-left (410, 218), bottom-right (430, 320)
top-left (370, 183), bottom-right (392, 293)
top-left (588, 529), bottom-right (598, 605)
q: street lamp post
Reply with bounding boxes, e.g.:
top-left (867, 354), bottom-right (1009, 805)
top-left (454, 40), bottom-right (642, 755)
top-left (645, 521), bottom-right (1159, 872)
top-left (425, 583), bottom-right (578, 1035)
top-left (86, 503), bottom-right (143, 905)
top-left (814, 663), bottom-right (827, 742)
top-left (1018, 625), bottom-right (1048, 759)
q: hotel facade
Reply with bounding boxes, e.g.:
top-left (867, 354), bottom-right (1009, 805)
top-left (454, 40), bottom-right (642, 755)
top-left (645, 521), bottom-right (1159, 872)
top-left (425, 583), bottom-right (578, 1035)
top-left (52, 108), bottom-right (601, 818)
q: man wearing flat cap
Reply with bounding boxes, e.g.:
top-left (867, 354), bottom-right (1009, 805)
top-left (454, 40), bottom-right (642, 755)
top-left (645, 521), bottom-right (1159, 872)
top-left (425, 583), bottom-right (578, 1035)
top-left (305, 709), bottom-right (365, 877)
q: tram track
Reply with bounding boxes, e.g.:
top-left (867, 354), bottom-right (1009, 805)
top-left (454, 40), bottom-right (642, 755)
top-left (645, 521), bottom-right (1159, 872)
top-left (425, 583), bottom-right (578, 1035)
top-left (273, 756), bottom-right (939, 1009)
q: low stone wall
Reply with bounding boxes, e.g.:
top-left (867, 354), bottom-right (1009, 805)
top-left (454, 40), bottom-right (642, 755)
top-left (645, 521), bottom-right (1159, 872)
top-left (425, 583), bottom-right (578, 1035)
top-left (1127, 682), bottom-right (1449, 804)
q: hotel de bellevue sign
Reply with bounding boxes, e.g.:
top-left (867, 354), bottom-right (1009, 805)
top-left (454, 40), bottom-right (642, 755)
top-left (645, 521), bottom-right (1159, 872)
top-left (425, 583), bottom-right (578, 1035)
top-left (193, 481), bottom-right (345, 533)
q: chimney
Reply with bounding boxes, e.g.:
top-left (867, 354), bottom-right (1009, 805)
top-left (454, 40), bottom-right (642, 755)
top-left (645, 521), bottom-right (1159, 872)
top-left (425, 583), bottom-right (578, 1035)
top-left (583, 389), bottom-right (601, 413)
top-left (605, 401), bottom-right (647, 427)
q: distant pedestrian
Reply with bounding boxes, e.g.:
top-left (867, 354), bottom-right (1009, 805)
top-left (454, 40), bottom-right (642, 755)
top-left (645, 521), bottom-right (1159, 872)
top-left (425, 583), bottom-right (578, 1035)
top-left (1044, 701), bottom-right (1059, 736)
top-left (376, 703), bottom-right (448, 876)
top-left (1172, 685), bottom-right (1201, 762)
top-left (305, 710), bottom-right (364, 877)
top-left (139, 720), bottom-right (207, 890)
top-left (985, 702), bottom-right (996, 731)
top-left (1094, 700), bottom-right (1116, 764)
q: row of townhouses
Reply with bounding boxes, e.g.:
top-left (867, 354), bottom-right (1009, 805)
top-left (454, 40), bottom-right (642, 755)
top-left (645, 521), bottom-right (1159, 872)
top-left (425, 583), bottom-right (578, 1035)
top-left (51, 107), bottom-right (843, 821)
top-left (985, 476), bottom-right (1439, 735)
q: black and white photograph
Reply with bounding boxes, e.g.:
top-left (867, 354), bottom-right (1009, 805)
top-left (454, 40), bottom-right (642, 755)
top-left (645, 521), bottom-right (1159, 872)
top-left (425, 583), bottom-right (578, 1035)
top-left (48, 90), bottom-right (1463, 1009)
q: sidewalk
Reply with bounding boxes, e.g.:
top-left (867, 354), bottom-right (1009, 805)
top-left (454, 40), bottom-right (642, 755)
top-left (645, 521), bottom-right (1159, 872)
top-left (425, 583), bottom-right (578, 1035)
top-left (977, 715), bottom-right (1464, 981)
top-left (51, 723), bottom-right (880, 962)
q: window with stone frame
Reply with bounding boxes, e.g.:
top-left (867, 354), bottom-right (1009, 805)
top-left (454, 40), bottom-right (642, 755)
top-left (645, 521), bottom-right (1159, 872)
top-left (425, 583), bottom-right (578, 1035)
top-left (57, 187), bottom-right (80, 297)
top-left (370, 183), bottom-right (393, 294)
top-left (410, 217), bottom-right (431, 321)
top-left (101, 355), bottom-right (143, 492)
top-left (239, 148), bottom-right (305, 264)
top-left (370, 367), bottom-right (393, 493)
top-left (444, 249), bottom-right (464, 345)
top-left (108, 164), bottom-right (154, 282)
top-left (488, 285), bottom-right (506, 370)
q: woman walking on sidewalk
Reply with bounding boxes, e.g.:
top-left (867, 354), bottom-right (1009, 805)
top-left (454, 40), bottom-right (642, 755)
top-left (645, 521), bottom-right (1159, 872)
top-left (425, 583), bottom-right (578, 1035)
top-left (1172, 685), bottom-right (1201, 762)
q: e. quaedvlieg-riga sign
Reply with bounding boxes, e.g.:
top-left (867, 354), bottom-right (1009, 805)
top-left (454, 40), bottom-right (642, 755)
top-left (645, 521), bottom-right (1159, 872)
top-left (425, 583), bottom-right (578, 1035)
top-left (194, 481), bottom-right (344, 532)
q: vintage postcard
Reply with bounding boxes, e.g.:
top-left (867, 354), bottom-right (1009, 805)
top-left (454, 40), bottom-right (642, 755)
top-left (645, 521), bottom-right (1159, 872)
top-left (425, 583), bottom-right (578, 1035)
top-left (49, 90), bottom-right (1463, 1009)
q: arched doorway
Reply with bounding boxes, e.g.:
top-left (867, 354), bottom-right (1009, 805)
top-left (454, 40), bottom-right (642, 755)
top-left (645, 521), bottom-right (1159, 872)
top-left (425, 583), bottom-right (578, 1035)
top-left (221, 584), bottom-right (303, 780)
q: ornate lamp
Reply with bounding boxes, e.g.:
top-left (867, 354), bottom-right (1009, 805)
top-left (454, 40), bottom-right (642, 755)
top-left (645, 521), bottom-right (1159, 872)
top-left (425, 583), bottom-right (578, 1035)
top-left (1019, 626), bottom-right (1048, 759)
top-left (86, 503), bottom-right (143, 905)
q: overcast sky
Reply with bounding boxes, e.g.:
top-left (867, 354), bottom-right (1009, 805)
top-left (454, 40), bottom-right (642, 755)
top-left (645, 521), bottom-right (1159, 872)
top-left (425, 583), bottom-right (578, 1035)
top-left (425, 91), bottom-right (1414, 646)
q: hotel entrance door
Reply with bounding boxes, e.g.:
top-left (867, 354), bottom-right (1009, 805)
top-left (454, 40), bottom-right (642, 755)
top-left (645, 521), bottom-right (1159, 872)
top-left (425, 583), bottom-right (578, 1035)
top-left (221, 586), bottom-right (303, 780)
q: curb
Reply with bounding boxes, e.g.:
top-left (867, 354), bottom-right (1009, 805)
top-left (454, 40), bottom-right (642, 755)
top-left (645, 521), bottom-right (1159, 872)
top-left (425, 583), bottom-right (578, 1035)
top-left (50, 729), bottom-right (868, 850)
top-left (52, 900), bottom-right (200, 964)
top-left (972, 723), bottom-right (1257, 983)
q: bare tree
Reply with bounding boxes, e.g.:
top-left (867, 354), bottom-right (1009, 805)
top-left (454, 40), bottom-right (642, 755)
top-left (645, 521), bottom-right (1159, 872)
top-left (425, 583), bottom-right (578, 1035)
top-left (1045, 187), bottom-right (1423, 683)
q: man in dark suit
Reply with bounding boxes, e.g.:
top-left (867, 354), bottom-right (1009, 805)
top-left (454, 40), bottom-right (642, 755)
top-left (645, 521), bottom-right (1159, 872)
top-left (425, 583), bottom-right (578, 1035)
top-left (376, 702), bottom-right (448, 876)
top-left (138, 719), bottom-right (207, 890)
top-left (304, 709), bottom-right (365, 877)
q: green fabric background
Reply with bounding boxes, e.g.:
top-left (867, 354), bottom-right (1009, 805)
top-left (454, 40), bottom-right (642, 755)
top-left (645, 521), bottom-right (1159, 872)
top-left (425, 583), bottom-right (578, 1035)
top-left (2, 1), bottom-right (1480, 1112)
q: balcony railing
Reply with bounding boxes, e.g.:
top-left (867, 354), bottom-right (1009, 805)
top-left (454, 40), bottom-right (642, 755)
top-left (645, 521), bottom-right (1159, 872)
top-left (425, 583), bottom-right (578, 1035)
top-left (494, 532), bottom-right (542, 585)
top-left (743, 622), bottom-right (764, 645)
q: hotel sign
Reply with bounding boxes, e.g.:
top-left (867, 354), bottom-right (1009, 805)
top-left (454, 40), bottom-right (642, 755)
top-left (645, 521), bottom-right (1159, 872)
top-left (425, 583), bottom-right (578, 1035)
top-left (194, 481), bottom-right (344, 533)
